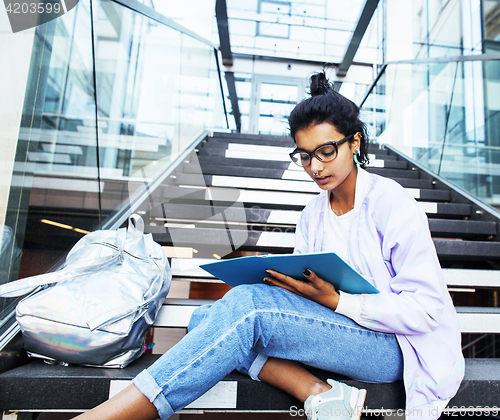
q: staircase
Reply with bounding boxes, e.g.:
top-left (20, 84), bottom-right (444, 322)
top-left (1, 131), bottom-right (500, 417)
top-left (141, 131), bottom-right (500, 355)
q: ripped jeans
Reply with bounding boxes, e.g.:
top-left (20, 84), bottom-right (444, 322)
top-left (132, 284), bottom-right (403, 419)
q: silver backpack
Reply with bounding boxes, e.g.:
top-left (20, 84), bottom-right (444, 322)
top-left (0, 214), bottom-right (171, 368)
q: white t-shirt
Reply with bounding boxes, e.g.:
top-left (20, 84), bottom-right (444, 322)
top-left (320, 167), bottom-right (371, 263)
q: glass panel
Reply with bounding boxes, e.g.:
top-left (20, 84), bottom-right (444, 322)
top-left (75, 0), bottom-right (222, 226)
top-left (0, 0), bottom-right (226, 331)
top-left (340, 82), bottom-right (376, 109)
top-left (226, 0), bottom-right (365, 62)
top-left (427, 1), bottom-right (462, 51)
top-left (260, 1), bottom-right (290, 14)
top-left (228, 19), bottom-right (257, 37)
top-left (483, 49), bottom-right (500, 203)
top-left (92, 0), bottom-right (182, 221)
top-left (257, 0), bottom-right (291, 38)
top-left (235, 77), bottom-right (252, 133)
top-left (362, 56), bottom-right (500, 209)
top-left (178, 34), bottom-right (213, 154)
top-left (1, 0), bottom-right (99, 329)
top-left (22, 3), bottom-right (99, 270)
top-left (258, 82), bottom-right (298, 135)
top-left (483, 0), bottom-right (500, 41)
top-left (385, 0), bottom-right (476, 62)
top-left (257, 22), bottom-right (290, 38)
top-left (227, 0), bottom-right (259, 11)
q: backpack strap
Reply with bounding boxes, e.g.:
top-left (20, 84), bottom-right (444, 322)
top-left (0, 215), bottom-right (145, 298)
top-left (0, 251), bottom-right (122, 298)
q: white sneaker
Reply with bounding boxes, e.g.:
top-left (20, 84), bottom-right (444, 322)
top-left (304, 379), bottom-right (366, 420)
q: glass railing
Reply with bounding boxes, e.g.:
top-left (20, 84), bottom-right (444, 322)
top-left (0, 0), bottom-right (228, 340)
top-left (360, 53), bottom-right (500, 210)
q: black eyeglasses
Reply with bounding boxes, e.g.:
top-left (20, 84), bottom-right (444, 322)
top-left (289, 134), bottom-right (354, 167)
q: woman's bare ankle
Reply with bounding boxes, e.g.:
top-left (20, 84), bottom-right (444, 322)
top-left (308, 380), bottom-right (332, 397)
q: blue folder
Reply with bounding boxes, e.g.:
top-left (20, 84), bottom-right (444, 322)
top-left (200, 252), bottom-right (379, 294)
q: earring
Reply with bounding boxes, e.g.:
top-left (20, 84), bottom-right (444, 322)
top-left (353, 149), bottom-right (362, 166)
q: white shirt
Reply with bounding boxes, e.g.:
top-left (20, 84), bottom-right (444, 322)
top-left (321, 167), bottom-right (371, 263)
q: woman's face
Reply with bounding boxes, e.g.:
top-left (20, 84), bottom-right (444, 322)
top-left (294, 122), bottom-right (360, 193)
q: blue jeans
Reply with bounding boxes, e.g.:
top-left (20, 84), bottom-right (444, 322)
top-left (133, 284), bottom-right (403, 419)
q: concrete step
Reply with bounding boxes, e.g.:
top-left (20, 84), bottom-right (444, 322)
top-left (146, 204), bottom-right (492, 238)
top-left (147, 224), bottom-right (500, 261)
top-left (1, 355), bottom-right (497, 413)
top-left (152, 185), bottom-right (470, 216)
top-left (174, 173), bottom-right (451, 202)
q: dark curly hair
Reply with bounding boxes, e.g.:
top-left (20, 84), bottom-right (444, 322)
top-left (288, 72), bottom-right (369, 168)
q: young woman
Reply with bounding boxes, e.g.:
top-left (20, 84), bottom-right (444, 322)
top-left (75, 72), bottom-right (464, 420)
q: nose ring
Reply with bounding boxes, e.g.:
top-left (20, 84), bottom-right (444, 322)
top-left (313, 171), bottom-right (319, 176)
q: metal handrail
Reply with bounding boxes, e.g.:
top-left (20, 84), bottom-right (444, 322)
top-left (112, 0), bottom-right (218, 49)
top-left (384, 52), bottom-right (500, 66)
top-left (358, 64), bottom-right (386, 108)
top-left (104, 130), bottom-right (211, 231)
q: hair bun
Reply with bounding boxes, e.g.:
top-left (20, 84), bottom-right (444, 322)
top-left (309, 72), bottom-right (330, 96)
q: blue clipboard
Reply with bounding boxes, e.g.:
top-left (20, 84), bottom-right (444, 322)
top-left (200, 252), bottom-right (379, 294)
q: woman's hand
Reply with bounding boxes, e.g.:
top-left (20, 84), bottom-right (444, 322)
top-left (263, 269), bottom-right (340, 311)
